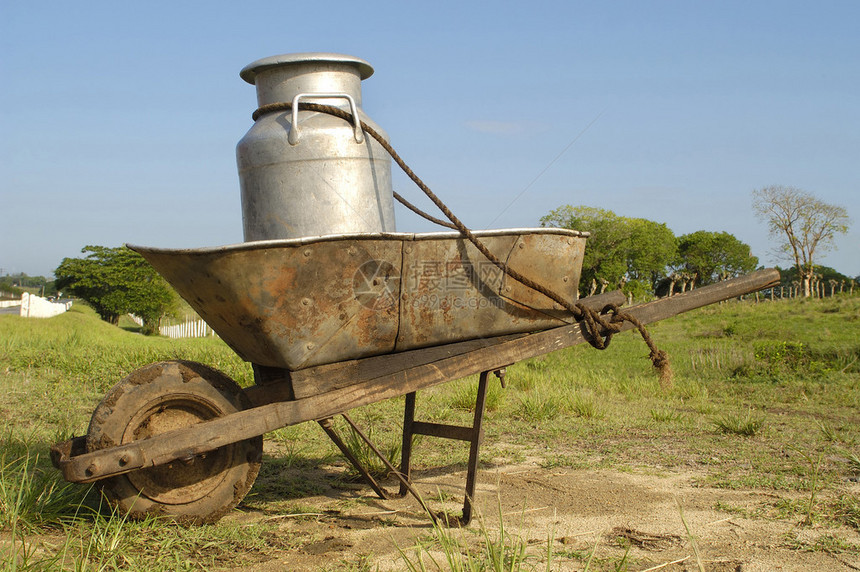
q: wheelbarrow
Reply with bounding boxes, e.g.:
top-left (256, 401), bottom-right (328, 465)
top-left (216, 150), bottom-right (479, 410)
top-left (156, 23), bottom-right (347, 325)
top-left (50, 228), bottom-right (780, 524)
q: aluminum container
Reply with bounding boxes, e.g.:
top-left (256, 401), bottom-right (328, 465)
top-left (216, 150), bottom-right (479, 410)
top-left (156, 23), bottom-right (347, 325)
top-left (237, 53), bottom-right (396, 241)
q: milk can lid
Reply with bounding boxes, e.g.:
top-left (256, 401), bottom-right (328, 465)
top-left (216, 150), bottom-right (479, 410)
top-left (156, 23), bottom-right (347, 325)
top-left (240, 53), bottom-right (374, 84)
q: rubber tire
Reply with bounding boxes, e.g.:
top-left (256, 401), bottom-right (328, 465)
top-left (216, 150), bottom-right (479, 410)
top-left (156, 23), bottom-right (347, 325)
top-left (87, 360), bottom-right (262, 524)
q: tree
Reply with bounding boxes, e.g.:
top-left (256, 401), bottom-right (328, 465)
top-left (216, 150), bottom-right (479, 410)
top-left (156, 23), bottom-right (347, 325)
top-left (626, 218), bottom-right (678, 289)
top-left (777, 265), bottom-right (852, 296)
top-left (0, 273), bottom-right (56, 297)
top-left (752, 186), bottom-right (850, 297)
top-left (55, 246), bottom-right (179, 334)
top-left (540, 205), bottom-right (678, 296)
top-left (0, 276), bottom-right (24, 297)
top-left (677, 231), bottom-right (758, 286)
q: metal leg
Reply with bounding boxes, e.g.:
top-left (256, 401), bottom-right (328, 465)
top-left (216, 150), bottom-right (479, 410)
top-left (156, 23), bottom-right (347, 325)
top-left (340, 413), bottom-right (437, 524)
top-left (461, 370), bottom-right (490, 525)
top-left (398, 392), bottom-right (417, 498)
top-left (317, 418), bottom-right (388, 500)
top-left (320, 369), bottom-right (501, 526)
top-left (395, 369), bottom-right (500, 526)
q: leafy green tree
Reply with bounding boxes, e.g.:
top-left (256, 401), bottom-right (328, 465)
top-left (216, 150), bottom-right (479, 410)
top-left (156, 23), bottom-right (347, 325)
top-left (627, 218), bottom-right (679, 288)
top-left (0, 273), bottom-right (56, 297)
top-left (540, 205), bottom-right (678, 295)
top-left (55, 246), bottom-right (178, 334)
top-left (0, 276), bottom-right (24, 297)
top-left (677, 231), bottom-right (758, 286)
top-left (777, 265), bottom-right (853, 295)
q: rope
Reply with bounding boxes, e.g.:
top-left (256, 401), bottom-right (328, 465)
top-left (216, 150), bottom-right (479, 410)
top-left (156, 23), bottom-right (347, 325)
top-left (393, 191), bottom-right (457, 230)
top-left (252, 101), bottom-right (672, 387)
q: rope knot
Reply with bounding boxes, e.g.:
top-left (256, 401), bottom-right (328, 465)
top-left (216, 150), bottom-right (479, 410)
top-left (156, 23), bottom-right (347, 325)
top-left (650, 349), bottom-right (673, 390)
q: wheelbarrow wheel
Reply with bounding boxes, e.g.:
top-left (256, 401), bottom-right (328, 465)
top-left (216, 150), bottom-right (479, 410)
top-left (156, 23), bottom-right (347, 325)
top-left (86, 360), bottom-right (262, 524)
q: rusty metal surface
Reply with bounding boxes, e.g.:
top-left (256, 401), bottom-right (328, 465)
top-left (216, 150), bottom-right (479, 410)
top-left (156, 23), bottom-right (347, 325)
top-left (121, 392), bottom-right (231, 505)
top-left (130, 228), bottom-right (587, 370)
top-left (133, 237), bottom-right (402, 369)
top-left (396, 232), bottom-right (586, 351)
top-left (502, 232), bottom-right (585, 312)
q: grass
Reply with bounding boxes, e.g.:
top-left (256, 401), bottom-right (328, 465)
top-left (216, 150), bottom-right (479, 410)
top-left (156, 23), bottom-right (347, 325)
top-left (0, 446), bottom-right (92, 532)
top-left (649, 407), bottom-right (683, 423)
top-left (337, 416), bottom-right (403, 481)
top-left (1, 295), bottom-right (860, 569)
top-left (711, 408), bottom-right (766, 436)
top-left (0, 305), bottom-right (255, 397)
top-left (396, 498), bottom-right (546, 572)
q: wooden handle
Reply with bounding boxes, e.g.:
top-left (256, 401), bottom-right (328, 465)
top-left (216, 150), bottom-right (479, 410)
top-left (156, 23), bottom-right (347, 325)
top-left (621, 268), bottom-right (781, 328)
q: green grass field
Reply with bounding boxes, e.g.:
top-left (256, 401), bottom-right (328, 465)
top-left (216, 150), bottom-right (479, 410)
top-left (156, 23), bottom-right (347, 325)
top-left (1, 296), bottom-right (859, 570)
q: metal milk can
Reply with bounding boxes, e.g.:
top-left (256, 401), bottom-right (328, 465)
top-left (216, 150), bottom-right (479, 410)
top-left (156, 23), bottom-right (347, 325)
top-left (237, 53), bottom-right (396, 241)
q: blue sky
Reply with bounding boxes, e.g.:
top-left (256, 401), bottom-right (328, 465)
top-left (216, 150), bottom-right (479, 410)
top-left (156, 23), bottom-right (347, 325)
top-left (1, 1), bottom-right (857, 279)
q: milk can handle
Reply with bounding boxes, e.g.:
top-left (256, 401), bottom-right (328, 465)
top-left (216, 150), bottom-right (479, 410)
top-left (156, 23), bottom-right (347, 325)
top-left (288, 93), bottom-right (365, 145)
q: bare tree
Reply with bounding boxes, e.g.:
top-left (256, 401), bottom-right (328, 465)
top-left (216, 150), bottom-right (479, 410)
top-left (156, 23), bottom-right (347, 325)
top-left (752, 185), bottom-right (851, 297)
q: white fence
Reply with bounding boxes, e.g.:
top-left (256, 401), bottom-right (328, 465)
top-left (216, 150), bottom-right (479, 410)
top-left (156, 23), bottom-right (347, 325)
top-left (129, 314), bottom-right (217, 339)
top-left (160, 319), bottom-right (217, 339)
top-left (0, 299), bottom-right (21, 308)
top-left (19, 293), bottom-right (73, 318)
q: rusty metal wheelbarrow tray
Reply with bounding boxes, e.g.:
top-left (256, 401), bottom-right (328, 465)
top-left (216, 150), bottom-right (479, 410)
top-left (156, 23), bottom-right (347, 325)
top-left (129, 228), bottom-right (588, 371)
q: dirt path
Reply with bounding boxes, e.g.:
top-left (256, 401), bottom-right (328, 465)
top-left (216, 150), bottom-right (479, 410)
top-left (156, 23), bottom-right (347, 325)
top-left (225, 462), bottom-right (860, 571)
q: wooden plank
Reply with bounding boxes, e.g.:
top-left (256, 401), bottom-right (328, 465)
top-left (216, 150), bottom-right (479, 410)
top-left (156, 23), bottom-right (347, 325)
top-left (60, 271), bottom-right (777, 482)
top-left (290, 334), bottom-right (525, 400)
top-left (412, 421), bottom-right (476, 442)
top-left (620, 269), bottom-right (781, 326)
top-left (243, 334), bottom-right (527, 407)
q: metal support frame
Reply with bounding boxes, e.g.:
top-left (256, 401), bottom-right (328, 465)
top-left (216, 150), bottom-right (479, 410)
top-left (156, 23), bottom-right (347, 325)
top-left (317, 418), bottom-right (389, 500)
top-left (315, 368), bottom-right (503, 526)
top-left (399, 369), bottom-right (503, 525)
top-left (317, 414), bottom-right (438, 523)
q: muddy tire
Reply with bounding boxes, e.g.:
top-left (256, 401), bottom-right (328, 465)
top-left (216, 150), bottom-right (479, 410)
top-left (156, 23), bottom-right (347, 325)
top-left (87, 360), bottom-right (262, 524)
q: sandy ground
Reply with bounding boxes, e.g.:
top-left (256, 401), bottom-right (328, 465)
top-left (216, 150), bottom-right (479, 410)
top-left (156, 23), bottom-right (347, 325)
top-left (224, 459), bottom-right (860, 571)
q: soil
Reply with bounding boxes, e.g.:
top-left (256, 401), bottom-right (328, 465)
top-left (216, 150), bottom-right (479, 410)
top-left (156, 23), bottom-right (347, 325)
top-left (222, 456), bottom-right (860, 571)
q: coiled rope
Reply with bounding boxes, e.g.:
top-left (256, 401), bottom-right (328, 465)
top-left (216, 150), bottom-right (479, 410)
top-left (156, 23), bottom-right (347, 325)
top-left (252, 102), bottom-right (672, 386)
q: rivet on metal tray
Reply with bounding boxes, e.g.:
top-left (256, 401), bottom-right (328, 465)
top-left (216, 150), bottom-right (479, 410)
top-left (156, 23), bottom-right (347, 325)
top-left (85, 463), bottom-right (97, 477)
top-left (119, 454), bottom-right (130, 467)
top-left (404, 246), bottom-right (412, 254)
top-left (301, 297), bottom-right (311, 306)
top-left (562, 276), bottom-right (569, 283)
top-left (347, 246), bottom-right (356, 255)
top-left (518, 242), bottom-right (525, 249)
top-left (306, 343), bottom-right (314, 350)
top-left (303, 249), bottom-right (311, 257)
